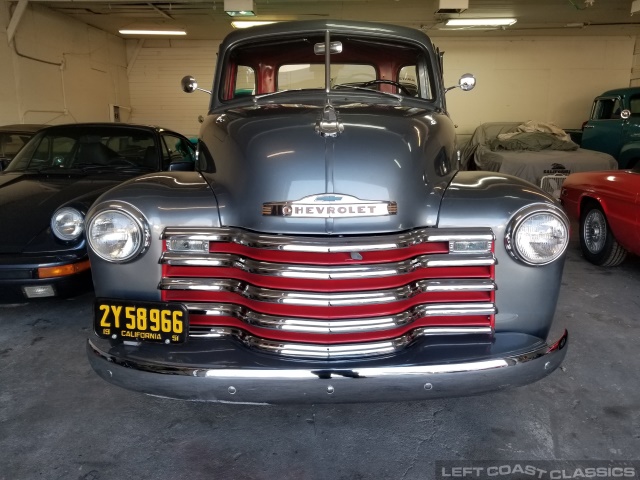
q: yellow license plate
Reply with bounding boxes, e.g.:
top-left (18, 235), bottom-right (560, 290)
top-left (94, 298), bottom-right (189, 344)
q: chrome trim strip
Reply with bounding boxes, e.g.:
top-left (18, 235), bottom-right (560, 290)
top-left (160, 278), bottom-right (496, 306)
top-left (161, 252), bottom-right (496, 277)
top-left (162, 227), bottom-right (495, 253)
top-left (185, 302), bottom-right (496, 333)
top-left (186, 326), bottom-right (494, 358)
top-left (86, 331), bottom-right (568, 402)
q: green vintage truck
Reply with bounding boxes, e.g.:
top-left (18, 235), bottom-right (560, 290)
top-left (581, 87), bottom-right (640, 169)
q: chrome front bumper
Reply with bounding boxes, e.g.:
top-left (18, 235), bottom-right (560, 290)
top-left (87, 330), bottom-right (568, 404)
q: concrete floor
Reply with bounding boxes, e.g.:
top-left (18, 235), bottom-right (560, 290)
top-left (1, 240), bottom-right (639, 480)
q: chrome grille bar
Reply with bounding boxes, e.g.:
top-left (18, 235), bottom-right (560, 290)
top-left (161, 252), bottom-right (496, 278)
top-left (162, 227), bottom-right (494, 253)
top-left (188, 326), bottom-right (494, 358)
top-left (185, 302), bottom-right (496, 333)
top-left (161, 278), bottom-right (495, 306)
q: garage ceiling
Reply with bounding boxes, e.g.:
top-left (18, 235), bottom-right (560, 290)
top-left (14, 0), bottom-right (640, 39)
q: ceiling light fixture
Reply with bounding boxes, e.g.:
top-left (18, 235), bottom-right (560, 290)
top-left (225, 0), bottom-right (256, 17)
top-left (445, 18), bottom-right (517, 27)
top-left (231, 21), bottom-right (277, 29)
top-left (119, 29), bottom-right (187, 35)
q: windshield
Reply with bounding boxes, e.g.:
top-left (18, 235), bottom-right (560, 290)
top-left (221, 33), bottom-right (433, 102)
top-left (6, 129), bottom-right (161, 173)
top-left (0, 131), bottom-right (36, 161)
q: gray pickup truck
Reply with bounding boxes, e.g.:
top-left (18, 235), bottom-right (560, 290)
top-left (84, 20), bottom-right (569, 404)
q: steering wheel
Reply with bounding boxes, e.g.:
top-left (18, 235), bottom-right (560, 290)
top-left (362, 79), bottom-right (413, 96)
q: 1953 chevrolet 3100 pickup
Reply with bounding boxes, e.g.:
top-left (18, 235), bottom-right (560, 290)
top-left (85, 20), bottom-right (569, 403)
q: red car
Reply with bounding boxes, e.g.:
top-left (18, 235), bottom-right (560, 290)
top-left (561, 165), bottom-right (639, 266)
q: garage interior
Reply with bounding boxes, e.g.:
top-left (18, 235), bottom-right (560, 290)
top-left (3, 0), bottom-right (640, 138)
top-left (1, 1), bottom-right (639, 479)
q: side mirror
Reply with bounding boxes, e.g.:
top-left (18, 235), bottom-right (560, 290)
top-left (445, 73), bottom-right (477, 93)
top-left (181, 75), bottom-right (197, 93)
top-left (459, 73), bottom-right (476, 91)
top-left (181, 75), bottom-right (211, 95)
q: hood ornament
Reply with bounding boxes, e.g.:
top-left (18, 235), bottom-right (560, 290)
top-left (315, 101), bottom-right (344, 137)
top-left (263, 193), bottom-right (397, 218)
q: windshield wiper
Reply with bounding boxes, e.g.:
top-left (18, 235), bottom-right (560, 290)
top-left (331, 84), bottom-right (402, 101)
top-left (253, 89), bottom-right (306, 103)
top-left (26, 167), bottom-right (87, 175)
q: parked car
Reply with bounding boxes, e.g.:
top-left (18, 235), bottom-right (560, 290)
top-left (0, 123), bottom-right (195, 301)
top-left (85, 20), bottom-right (569, 404)
top-left (560, 164), bottom-right (639, 266)
top-left (462, 121), bottom-right (616, 198)
top-left (581, 87), bottom-right (640, 169)
top-left (0, 124), bottom-right (46, 171)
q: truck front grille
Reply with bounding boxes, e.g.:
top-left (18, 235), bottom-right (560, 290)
top-left (160, 227), bottom-right (496, 358)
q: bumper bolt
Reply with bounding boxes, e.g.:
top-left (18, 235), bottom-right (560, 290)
top-left (424, 383), bottom-right (433, 390)
top-left (327, 385), bottom-right (334, 394)
top-left (228, 386), bottom-right (237, 395)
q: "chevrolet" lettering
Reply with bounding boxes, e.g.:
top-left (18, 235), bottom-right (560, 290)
top-left (295, 205), bottom-right (377, 215)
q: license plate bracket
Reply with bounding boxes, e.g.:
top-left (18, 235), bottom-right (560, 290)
top-left (94, 298), bottom-right (189, 344)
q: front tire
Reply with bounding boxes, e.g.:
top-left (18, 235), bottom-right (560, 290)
top-left (579, 203), bottom-right (627, 266)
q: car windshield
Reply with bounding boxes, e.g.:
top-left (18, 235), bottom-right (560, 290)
top-left (5, 129), bottom-right (160, 173)
top-left (0, 131), bottom-right (36, 161)
top-left (221, 33), bottom-right (434, 102)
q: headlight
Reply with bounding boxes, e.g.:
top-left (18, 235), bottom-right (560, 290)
top-left (87, 208), bottom-right (149, 263)
top-left (51, 207), bottom-right (84, 241)
top-left (506, 205), bottom-right (569, 266)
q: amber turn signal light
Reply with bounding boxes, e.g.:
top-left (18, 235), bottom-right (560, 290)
top-left (37, 259), bottom-right (91, 279)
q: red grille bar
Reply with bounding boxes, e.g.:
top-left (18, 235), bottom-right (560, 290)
top-left (164, 265), bottom-right (492, 292)
top-left (188, 315), bottom-right (492, 344)
top-left (162, 290), bottom-right (492, 318)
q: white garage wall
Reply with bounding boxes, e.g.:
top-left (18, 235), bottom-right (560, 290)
top-left (127, 39), bottom-right (219, 138)
top-left (127, 34), bottom-right (634, 140)
top-left (1, 5), bottom-right (634, 141)
top-left (0, 3), bottom-right (129, 126)
top-left (1, 3), bottom-right (24, 125)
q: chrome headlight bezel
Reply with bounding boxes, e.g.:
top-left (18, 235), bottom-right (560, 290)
top-left (505, 204), bottom-right (570, 266)
top-left (51, 207), bottom-right (85, 241)
top-left (86, 204), bottom-right (151, 263)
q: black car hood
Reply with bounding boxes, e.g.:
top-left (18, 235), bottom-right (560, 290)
top-left (0, 172), bottom-right (128, 254)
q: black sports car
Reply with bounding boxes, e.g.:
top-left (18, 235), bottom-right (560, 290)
top-left (0, 124), bottom-right (46, 171)
top-left (0, 123), bottom-right (195, 301)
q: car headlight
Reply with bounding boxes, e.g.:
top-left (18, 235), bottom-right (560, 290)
top-left (87, 208), bottom-right (149, 263)
top-left (51, 207), bottom-right (84, 241)
top-left (505, 205), bottom-right (569, 266)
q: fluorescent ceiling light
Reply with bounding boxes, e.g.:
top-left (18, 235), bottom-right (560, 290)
top-left (231, 21), bottom-right (276, 29)
top-left (445, 18), bottom-right (517, 27)
top-left (119, 29), bottom-right (186, 35)
top-left (225, 0), bottom-right (256, 16)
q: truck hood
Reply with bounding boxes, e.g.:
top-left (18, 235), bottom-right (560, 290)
top-left (0, 172), bottom-right (127, 253)
top-left (203, 103), bottom-right (455, 235)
